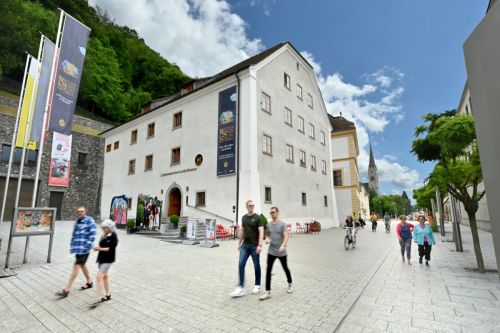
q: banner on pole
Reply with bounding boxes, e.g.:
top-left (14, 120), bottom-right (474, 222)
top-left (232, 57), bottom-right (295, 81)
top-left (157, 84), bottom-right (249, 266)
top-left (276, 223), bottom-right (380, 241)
top-left (48, 132), bottom-right (72, 187)
top-left (48, 15), bottom-right (90, 135)
top-left (216, 86), bottom-right (237, 176)
top-left (16, 58), bottom-right (38, 150)
top-left (30, 37), bottom-right (56, 148)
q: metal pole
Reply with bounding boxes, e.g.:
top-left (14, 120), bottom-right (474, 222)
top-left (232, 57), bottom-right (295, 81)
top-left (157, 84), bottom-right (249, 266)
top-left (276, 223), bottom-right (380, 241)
top-left (4, 222), bottom-right (14, 268)
top-left (23, 236), bottom-right (30, 264)
top-left (0, 55), bottom-right (30, 224)
top-left (435, 186), bottom-right (445, 236)
top-left (235, 73), bottom-right (241, 226)
top-left (47, 234), bottom-right (54, 263)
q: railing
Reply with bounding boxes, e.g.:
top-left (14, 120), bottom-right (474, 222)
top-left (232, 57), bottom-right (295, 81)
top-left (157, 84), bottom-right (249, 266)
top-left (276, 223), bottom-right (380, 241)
top-left (184, 204), bottom-right (234, 225)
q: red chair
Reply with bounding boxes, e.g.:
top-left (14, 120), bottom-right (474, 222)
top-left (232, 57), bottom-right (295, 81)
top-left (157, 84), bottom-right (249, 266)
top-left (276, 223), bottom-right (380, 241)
top-left (309, 223), bottom-right (319, 234)
top-left (216, 225), bottom-right (228, 240)
top-left (296, 223), bottom-right (305, 234)
top-left (286, 223), bottom-right (292, 235)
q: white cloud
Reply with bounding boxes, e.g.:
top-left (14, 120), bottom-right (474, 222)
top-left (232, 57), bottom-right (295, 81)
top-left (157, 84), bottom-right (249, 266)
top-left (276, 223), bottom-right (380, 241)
top-left (89, 0), bottom-right (263, 77)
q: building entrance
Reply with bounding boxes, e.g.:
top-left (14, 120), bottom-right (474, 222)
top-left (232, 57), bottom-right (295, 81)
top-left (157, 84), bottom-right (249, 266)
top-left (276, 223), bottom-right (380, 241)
top-left (167, 187), bottom-right (181, 217)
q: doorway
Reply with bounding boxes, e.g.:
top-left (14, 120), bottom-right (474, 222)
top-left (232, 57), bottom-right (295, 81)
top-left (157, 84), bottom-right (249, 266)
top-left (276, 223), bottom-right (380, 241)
top-left (0, 177), bottom-right (35, 221)
top-left (167, 187), bottom-right (181, 217)
top-left (49, 191), bottom-right (64, 220)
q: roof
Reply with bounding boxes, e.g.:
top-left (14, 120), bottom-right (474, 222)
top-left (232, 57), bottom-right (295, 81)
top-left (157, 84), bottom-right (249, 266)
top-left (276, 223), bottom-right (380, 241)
top-left (102, 41), bottom-right (313, 135)
top-left (369, 143), bottom-right (377, 169)
top-left (328, 114), bottom-right (356, 133)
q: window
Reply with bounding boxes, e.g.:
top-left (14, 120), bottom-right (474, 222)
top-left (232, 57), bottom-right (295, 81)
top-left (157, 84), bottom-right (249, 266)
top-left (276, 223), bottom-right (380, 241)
top-left (296, 84), bottom-right (303, 100)
top-left (286, 144), bottom-right (294, 163)
top-left (284, 73), bottom-right (291, 90)
top-left (265, 187), bottom-right (272, 203)
top-left (128, 159), bottom-right (136, 175)
top-left (171, 147), bottom-right (181, 165)
top-left (196, 191), bottom-right (206, 207)
top-left (302, 192), bottom-right (307, 206)
top-left (284, 107), bottom-right (292, 126)
top-left (321, 160), bottom-right (327, 174)
top-left (320, 131), bottom-right (326, 145)
top-left (261, 92), bottom-right (271, 113)
top-left (333, 170), bottom-right (342, 186)
top-left (311, 155), bottom-right (317, 171)
top-left (298, 116), bottom-right (305, 133)
top-left (106, 144), bottom-right (111, 153)
top-left (131, 130), bottom-right (138, 145)
top-left (113, 141), bottom-right (119, 150)
top-left (299, 150), bottom-right (306, 167)
top-left (309, 123), bottom-right (315, 139)
top-left (173, 112), bottom-right (182, 129)
top-left (26, 149), bottom-right (37, 166)
top-left (1, 144), bottom-right (22, 164)
top-left (324, 195), bottom-right (328, 207)
top-left (145, 155), bottom-right (153, 171)
top-left (147, 122), bottom-right (155, 138)
top-left (307, 93), bottom-right (313, 108)
top-left (127, 197), bottom-right (132, 208)
top-left (77, 152), bottom-right (87, 167)
top-left (262, 134), bottom-right (272, 155)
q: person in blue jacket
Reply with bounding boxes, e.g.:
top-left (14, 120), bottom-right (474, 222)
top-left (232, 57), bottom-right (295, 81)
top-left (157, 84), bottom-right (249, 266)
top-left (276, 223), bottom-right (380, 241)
top-left (413, 215), bottom-right (436, 266)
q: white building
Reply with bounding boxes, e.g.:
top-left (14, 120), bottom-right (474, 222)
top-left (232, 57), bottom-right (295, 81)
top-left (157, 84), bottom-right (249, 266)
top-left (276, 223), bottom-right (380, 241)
top-left (100, 42), bottom-right (340, 228)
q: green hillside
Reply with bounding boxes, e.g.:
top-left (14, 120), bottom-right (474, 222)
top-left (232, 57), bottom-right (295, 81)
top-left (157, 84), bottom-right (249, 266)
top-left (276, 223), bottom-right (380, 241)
top-left (0, 0), bottom-right (191, 121)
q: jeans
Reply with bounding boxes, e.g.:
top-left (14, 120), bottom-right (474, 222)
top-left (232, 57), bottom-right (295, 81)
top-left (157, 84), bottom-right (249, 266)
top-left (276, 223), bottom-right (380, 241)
top-left (239, 244), bottom-right (261, 287)
top-left (265, 254), bottom-right (292, 291)
top-left (400, 238), bottom-right (412, 259)
top-left (418, 241), bottom-right (432, 261)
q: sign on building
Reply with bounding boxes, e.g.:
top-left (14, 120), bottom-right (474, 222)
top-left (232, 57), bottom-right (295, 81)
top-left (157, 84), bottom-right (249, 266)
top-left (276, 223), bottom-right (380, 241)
top-left (217, 86), bottom-right (237, 176)
top-left (48, 132), bottom-right (72, 187)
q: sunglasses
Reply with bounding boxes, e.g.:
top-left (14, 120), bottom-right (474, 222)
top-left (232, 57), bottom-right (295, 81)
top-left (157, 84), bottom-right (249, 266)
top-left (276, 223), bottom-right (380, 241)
top-left (270, 211), bottom-right (277, 214)
top-left (248, 205), bottom-right (255, 207)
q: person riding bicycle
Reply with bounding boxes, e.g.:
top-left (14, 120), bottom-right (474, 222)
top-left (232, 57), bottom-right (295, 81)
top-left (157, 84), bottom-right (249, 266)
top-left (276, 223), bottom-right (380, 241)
top-left (383, 213), bottom-right (391, 231)
top-left (370, 212), bottom-right (378, 231)
top-left (344, 215), bottom-right (358, 244)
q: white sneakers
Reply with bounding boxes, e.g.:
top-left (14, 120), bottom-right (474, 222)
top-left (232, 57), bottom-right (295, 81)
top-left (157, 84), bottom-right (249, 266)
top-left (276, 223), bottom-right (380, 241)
top-left (259, 291), bottom-right (271, 300)
top-left (251, 285), bottom-right (261, 294)
top-left (233, 284), bottom-right (293, 299)
top-left (229, 286), bottom-right (246, 298)
top-left (287, 283), bottom-right (294, 293)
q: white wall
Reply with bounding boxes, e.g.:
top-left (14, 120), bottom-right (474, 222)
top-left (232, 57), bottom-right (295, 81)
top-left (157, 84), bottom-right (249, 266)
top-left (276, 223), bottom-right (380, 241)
top-left (336, 189), bottom-right (353, 223)
top-left (332, 137), bottom-right (349, 160)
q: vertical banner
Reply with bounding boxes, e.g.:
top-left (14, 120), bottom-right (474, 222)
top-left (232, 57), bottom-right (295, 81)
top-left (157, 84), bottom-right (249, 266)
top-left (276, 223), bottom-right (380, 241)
top-left (216, 86), bottom-right (237, 176)
top-left (16, 58), bottom-right (38, 150)
top-left (30, 37), bottom-right (56, 148)
top-left (110, 195), bottom-right (128, 226)
top-left (48, 132), bottom-right (72, 187)
top-left (48, 15), bottom-right (90, 135)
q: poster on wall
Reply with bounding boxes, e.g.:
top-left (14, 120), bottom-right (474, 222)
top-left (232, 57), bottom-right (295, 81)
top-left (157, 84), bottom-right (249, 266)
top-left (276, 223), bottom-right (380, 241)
top-left (12, 207), bottom-right (56, 236)
top-left (217, 86), bottom-right (237, 176)
top-left (48, 132), bottom-right (72, 187)
top-left (187, 217), bottom-right (197, 239)
top-left (110, 195), bottom-right (128, 226)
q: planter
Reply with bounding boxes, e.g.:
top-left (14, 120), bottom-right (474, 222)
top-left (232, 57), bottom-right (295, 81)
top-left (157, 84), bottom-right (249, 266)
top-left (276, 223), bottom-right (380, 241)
top-left (160, 224), bottom-right (168, 233)
top-left (180, 231), bottom-right (186, 239)
top-left (171, 223), bottom-right (179, 230)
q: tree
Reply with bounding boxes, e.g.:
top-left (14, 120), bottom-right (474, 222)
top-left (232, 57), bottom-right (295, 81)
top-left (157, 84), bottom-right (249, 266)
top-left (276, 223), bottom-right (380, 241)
top-left (412, 112), bottom-right (486, 272)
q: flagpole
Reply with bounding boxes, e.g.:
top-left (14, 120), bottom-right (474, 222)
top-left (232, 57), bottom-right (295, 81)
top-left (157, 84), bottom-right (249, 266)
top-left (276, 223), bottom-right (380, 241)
top-left (31, 11), bottom-right (65, 208)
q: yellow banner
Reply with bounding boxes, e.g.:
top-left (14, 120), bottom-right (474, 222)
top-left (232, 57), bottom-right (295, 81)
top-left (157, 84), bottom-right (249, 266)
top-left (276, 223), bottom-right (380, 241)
top-left (16, 60), bottom-right (39, 151)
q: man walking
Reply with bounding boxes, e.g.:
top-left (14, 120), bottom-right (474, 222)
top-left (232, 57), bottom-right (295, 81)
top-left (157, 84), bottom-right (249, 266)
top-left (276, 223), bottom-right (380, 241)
top-left (259, 207), bottom-right (293, 300)
top-left (56, 206), bottom-right (96, 298)
top-left (230, 200), bottom-right (263, 297)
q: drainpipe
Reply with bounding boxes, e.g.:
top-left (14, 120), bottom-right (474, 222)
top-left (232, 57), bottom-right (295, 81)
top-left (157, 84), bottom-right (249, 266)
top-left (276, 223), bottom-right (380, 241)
top-left (235, 72), bottom-right (241, 226)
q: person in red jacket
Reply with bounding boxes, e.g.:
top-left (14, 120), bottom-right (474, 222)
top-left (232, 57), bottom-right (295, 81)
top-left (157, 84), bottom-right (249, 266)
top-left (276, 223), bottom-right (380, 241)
top-left (396, 215), bottom-right (414, 265)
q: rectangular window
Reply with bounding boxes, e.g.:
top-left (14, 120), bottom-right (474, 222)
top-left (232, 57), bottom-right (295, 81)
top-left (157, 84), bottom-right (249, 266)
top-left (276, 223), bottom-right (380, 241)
top-left (296, 84), bottom-right (303, 100)
top-left (311, 155), bottom-right (317, 171)
top-left (302, 192), bottom-right (307, 206)
top-left (77, 152), bottom-right (87, 167)
top-left (127, 197), bottom-right (132, 208)
top-left (309, 123), bottom-right (315, 139)
top-left (131, 130), bottom-right (138, 145)
top-left (114, 141), bottom-right (119, 150)
top-left (284, 73), bottom-right (291, 90)
top-left (298, 116), bottom-right (305, 133)
top-left (261, 92), bottom-right (271, 113)
top-left (321, 160), bottom-right (327, 174)
top-left (196, 191), bottom-right (206, 207)
top-left (308, 93), bottom-right (313, 108)
top-left (145, 155), bottom-right (153, 171)
top-left (265, 187), bottom-right (272, 203)
top-left (286, 144), bottom-right (294, 163)
top-left (333, 170), bottom-right (342, 186)
top-left (171, 147), bottom-right (181, 165)
top-left (299, 150), bottom-right (306, 167)
top-left (320, 131), bottom-right (326, 145)
top-left (173, 112), bottom-right (182, 129)
top-left (26, 149), bottom-right (37, 166)
top-left (262, 134), bottom-right (272, 155)
top-left (324, 195), bottom-right (328, 207)
top-left (128, 159), bottom-right (136, 175)
top-left (284, 107), bottom-right (292, 126)
top-left (147, 122), bottom-right (155, 138)
top-left (1, 144), bottom-right (22, 164)
top-left (106, 144), bottom-right (111, 153)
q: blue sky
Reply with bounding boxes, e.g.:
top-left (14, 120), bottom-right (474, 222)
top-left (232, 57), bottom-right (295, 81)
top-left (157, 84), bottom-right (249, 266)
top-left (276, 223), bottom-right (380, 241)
top-left (92, 0), bottom-right (488, 197)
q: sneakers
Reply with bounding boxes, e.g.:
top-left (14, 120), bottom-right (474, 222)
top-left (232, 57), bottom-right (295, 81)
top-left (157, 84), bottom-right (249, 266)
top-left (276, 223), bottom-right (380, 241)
top-left (251, 285), bottom-right (261, 294)
top-left (287, 283), bottom-right (294, 293)
top-left (229, 286), bottom-right (246, 298)
top-left (425, 261), bottom-right (430, 266)
top-left (419, 257), bottom-right (423, 264)
top-left (259, 291), bottom-right (271, 300)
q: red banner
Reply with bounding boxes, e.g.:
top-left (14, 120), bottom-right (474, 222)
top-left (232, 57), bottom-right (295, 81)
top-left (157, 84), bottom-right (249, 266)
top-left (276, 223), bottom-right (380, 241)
top-left (48, 132), bottom-right (72, 187)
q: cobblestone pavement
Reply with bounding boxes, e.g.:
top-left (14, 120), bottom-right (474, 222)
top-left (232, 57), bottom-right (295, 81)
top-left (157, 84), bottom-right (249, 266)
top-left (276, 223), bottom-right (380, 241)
top-left (0, 220), bottom-right (498, 333)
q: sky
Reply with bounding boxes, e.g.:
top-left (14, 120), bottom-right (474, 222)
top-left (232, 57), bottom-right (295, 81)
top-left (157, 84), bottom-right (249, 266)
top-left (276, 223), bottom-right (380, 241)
top-left (89, 0), bottom-right (488, 198)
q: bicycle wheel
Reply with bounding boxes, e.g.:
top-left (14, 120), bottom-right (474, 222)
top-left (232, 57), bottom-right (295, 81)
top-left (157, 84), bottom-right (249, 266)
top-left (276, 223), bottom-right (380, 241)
top-left (344, 235), bottom-right (350, 250)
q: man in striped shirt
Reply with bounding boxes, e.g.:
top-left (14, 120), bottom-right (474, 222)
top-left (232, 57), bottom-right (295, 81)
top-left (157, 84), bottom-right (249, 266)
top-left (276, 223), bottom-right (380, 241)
top-left (56, 206), bottom-right (96, 298)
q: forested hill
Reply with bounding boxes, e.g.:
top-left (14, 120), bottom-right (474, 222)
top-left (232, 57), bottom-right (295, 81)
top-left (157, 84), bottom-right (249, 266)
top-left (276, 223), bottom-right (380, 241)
top-left (0, 0), bottom-right (191, 122)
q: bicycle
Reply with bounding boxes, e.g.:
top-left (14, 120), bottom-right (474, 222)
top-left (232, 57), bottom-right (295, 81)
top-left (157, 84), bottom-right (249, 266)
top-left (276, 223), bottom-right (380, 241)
top-left (385, 221), bottom-right (391, 233)
top-left (371, 219), bottom-right (377, 232)
top-left (343, 227), bottom-right (357, 250)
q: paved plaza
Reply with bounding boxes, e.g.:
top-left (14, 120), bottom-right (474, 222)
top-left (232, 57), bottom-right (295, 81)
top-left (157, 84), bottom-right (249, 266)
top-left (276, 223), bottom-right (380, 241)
top-left (0, 220), bottom-right (499, 333)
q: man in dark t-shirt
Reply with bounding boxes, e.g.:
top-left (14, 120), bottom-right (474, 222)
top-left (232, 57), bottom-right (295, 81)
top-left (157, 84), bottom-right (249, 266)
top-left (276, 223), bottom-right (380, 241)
top-left (230, 200), bottom-right (263, 297)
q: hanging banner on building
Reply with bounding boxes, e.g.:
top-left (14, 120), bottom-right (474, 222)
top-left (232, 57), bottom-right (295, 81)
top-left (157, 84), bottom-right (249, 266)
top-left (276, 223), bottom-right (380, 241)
top-left (110, 195), bottom-right (128, 226)
top-left (16, 57), bottom-right (39, 150)
top-left (48, 132), bottom-right (72, 187)
top-left (30, 37), bottom-right (56, 147)
top-left (216, 86), bottom-right (237, 176)
top-left (48, 15), bottom-right (90, 135)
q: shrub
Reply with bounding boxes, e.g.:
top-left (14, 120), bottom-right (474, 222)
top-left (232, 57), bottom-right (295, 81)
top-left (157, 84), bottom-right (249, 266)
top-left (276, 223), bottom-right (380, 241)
top-left (126, 219), bottom-right (136, 229)
top-left (180, 225), bottom-right (187, 233)
top-left (170, 215), bottom-right (179, 224)
top-left (260, 214), bottom-right (268, 229)
top-left (314, 221), bottom-right (322, 232)
top-left (136, 202), bottom-right (144, 226)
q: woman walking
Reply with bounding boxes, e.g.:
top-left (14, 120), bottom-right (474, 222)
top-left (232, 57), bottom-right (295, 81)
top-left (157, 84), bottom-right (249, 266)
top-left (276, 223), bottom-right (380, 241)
top-left (396, 215), bottom-right (414, 265)
top-left (259, 207), bottom-right (293, 300)
top-left (414, 215), bottom-right (436, 266)
top-left (90, 219), bottom-right (118, 308)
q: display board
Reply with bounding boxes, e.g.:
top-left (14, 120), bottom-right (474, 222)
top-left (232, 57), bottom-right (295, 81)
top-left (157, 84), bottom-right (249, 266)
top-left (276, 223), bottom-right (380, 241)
top-left (11, 207), bottom-right (56, 236)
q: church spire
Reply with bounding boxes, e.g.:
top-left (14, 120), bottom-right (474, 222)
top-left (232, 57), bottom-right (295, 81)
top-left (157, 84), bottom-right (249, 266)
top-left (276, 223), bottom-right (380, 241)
top-left (369, 142), bottom-right (376, 169)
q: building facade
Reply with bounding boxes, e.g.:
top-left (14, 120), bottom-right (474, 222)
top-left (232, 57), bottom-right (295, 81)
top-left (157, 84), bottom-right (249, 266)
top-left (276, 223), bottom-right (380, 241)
top-left (100, 43), bottom-right (340, 228)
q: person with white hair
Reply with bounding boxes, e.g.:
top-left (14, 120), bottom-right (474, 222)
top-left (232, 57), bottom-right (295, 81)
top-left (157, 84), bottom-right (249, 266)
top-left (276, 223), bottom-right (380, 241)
top-left (90, 219), bottom-right (118, 308)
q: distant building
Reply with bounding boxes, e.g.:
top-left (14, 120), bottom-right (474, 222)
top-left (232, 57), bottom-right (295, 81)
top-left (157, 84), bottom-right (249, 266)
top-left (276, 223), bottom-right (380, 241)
top-left (368, 143), bottom-right (380, 194)
top-left (360, 182), bottom-right (371, 219)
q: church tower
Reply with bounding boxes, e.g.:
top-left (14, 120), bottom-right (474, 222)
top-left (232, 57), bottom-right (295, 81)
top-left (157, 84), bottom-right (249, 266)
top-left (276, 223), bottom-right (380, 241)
top-left (368, 143), bottom-right (380, 194)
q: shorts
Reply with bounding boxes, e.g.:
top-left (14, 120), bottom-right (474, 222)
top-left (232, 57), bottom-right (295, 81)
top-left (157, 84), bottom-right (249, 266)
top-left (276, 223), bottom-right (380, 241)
top-left (98, 263), bottom-right (113, 273)
top-left (75, 253), bottom-right (89, 265)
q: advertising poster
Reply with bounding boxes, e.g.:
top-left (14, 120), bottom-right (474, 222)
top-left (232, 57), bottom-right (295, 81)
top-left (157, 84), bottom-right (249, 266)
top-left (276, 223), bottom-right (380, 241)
top-left (13, 208), bottom-right (55, 236)
top-left (187, 217), bottom-right (197, 239)
top-left (48, 132), bottom-right (72, 187)
top-left (216, 86), bottom-right (237, 176)
top-left (48, 15), bottom-right (90, 135)
top-left (110, 195), bottom-right (128, 225)
top-left (16, 58), bottom-right (38, 150)
top-left (206, 219), bottom-right (216, 241)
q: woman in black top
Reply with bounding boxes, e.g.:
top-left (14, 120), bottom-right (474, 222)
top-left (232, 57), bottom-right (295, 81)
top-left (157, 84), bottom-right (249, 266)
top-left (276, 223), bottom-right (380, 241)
top-left (90, 219), bottom-right (118, 308)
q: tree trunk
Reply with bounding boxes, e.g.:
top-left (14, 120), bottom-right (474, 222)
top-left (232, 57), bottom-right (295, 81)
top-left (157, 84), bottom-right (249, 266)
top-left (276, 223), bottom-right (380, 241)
top-left (466, 209), bottom-right (485, 273)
